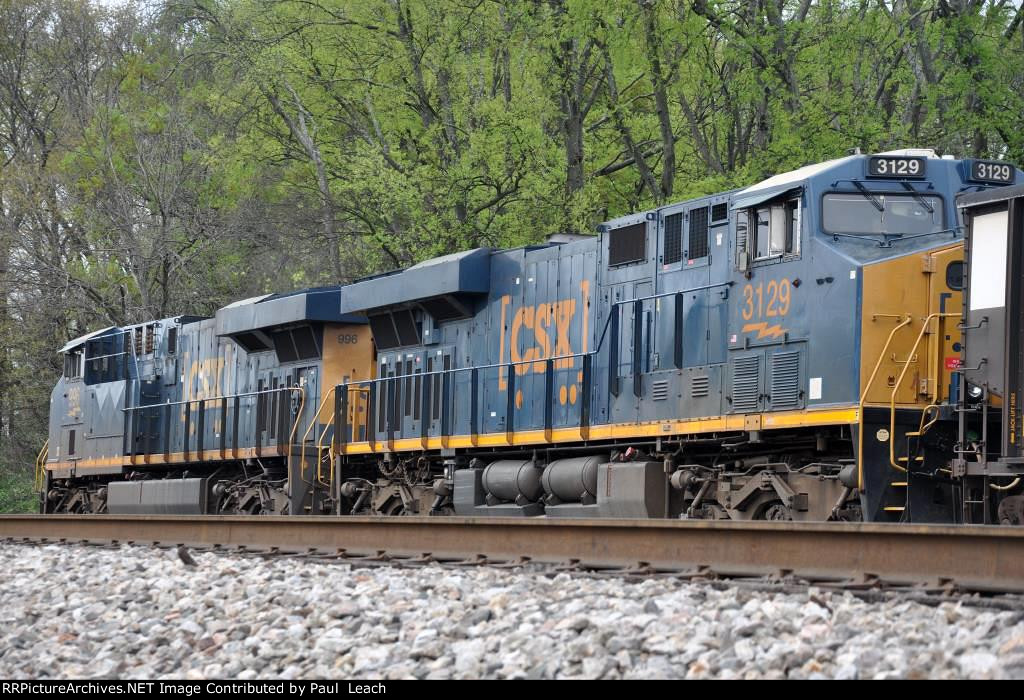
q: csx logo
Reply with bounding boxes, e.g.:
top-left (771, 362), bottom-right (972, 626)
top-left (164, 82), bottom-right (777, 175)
top-left (337, 334), bottom-right (359, 345)
top-left (185, 356), bottom-right (226, 401)
top-left (498, 281), bottom-right (591, 391)
top-left (66, 385), bottom-right (82, 419)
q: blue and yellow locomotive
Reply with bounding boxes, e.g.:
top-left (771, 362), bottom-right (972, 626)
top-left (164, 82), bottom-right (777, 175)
top-left (42, 288), bottom-right (374, 514)
top-left (39, 149), bottom-right (1024, 524)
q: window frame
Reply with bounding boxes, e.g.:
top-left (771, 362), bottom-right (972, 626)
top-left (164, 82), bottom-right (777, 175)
top-left (736, 195), bottom-right (802, 269)
top-left (64, 351), bottom-right (83, 380)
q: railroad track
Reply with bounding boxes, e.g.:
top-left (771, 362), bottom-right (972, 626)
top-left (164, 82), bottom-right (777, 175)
top-left (2, 515), bottom-right (1023, 595)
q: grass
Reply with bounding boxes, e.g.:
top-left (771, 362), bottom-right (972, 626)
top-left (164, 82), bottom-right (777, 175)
top-left (0, 470), bottom-right (38, 513)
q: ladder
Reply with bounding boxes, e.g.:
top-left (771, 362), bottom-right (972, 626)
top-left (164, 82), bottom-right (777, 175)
top-left (960, 475), bottom-right (991, 524)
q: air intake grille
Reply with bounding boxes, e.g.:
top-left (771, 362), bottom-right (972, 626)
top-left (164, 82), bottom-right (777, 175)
top-left (691, 375), bottom-right (710, 398)
top-left (730, 356), bottom-right (761, 413)
top-left (608, 222), bottom-right (646, 266)
top-left (652, 380), bottom-right (669, 401)
top-left (688, 206), bottom-right (709, 260)
top-left (663, 213), bottom-right (683, 265)
top-left (711, 203), bottom-right (728, 222)
top-left (770, 351), bottom-right (801, 409)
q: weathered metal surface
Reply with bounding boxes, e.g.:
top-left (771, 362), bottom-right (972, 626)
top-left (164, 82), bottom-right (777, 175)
top-left (3, 515), bottom-right (1023, 593)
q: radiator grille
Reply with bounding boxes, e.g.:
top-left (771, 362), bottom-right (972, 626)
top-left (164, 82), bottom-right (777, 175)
top-left (730, 356), bottom-right (761, 413)
top-left (608, 222), bottom-right (646, 266)
top-left (770, 351), bottom-right (801, 410)
top-left (663, 213), bottom-right (683, 265)
top-left (652, 380), bottom-right (669, 401)
top-left (690, 375), bottom-right (710, 398)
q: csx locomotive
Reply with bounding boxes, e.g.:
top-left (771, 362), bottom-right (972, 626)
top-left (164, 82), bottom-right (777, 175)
top-left (37, 149), bottom-right (1024, 525)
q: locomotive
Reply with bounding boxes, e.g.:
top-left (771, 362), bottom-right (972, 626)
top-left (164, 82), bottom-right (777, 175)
top-left (37, 149), bottom-right (1024, 525)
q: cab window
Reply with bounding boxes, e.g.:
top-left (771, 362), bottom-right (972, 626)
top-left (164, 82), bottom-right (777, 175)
top-left (737, 198), bottom-right (800, 268)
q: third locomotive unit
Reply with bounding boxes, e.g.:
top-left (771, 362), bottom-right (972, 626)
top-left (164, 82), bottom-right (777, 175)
top-left (38, 149), bottom-right (1024, 525)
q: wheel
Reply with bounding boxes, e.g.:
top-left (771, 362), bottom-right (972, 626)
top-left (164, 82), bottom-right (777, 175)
top-left (381, 498), bottom-right (406, 516)
top-left (761, 502), bottom-right (792, 521)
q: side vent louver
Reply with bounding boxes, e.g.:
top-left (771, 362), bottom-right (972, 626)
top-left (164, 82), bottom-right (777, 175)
top-left (730, 356), bottom-right (761, 413)
top-left (770, 351), bottom-right (802, 410)
top-left (691, 375), bottom-right (710, 398)
top-left (608, 222), bottom-right (647, 267)
top-left (663, 213), bottom-right (683, 265)
top-left (652, 380), bottom-right (669, 401)
top-left (687, 206), bottom-right (710, 260)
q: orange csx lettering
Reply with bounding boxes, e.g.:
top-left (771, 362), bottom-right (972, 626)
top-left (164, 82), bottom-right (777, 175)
top-left (501, 298), bottom-right (578, 388)
top-left (498, 281), bottom-right (591, 392)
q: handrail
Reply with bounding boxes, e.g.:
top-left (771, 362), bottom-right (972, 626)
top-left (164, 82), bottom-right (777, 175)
top-left (859, 314), bottom-right (913, 405)
top-left (857, 314), bottom-right (912, 490)
top-left (285, 389), bottom-right (306, 465)
top-left (33, 440), bottom-right (49, 493)
top-left (297, 386), bottom-right (336, 487)
top-left (122, 385), bottom-right (304, 462)
top-left (316, 415), bottom-right (335, 486)
top-left (121, 385), bottom-right (300, 411)
top-left (917, 404), bottom-right (940, 436)
top-left (331, 282), bottom-right (724, 450)
top-left (342, 350), bottom-right (593, 387)
top-left (889, 312), bottom-right (961, 472)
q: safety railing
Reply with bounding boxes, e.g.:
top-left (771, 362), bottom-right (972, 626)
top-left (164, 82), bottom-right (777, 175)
top-left (295, 385), bottom-right (336, 488)
top-left (856, 314), bottom-right (912, 489)
top-left (332, 350), bottom-right (596, 455)
top-left (122, 386), bottom-right (305, 465)
top-left (33, 439), bottom-right (49, 492)
top-left (888, 312), bottom-right (960, 472)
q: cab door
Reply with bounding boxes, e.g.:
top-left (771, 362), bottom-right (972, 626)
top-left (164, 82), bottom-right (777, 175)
top-left (926, 244), bottom-right (965, 404)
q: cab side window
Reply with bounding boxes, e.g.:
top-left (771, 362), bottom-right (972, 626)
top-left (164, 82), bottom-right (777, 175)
top-left (63, 351), bottom-right (82, 379)
top-left (737, 197), bottom-right (800, 268)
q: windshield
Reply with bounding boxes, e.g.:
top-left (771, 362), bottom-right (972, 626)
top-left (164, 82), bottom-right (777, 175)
top-left (822, 193), bottom-right (944, 236)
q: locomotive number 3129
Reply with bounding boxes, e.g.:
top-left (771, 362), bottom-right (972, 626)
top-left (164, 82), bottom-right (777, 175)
top-left (742, 279), bottom-right (791, 321)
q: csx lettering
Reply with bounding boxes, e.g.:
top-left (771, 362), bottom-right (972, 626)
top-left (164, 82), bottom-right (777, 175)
top-left (66, 385), bottom-right (82, 419)
top-left (185, 356), bottom-right (226, 401)
top-left (510, 299), bottom-right (576, 375)
top-left (499, 297), bottom-right (579, 390)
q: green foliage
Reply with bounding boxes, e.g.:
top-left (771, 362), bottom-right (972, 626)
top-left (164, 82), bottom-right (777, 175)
top-left (0, 471), bottom-right (37, 514)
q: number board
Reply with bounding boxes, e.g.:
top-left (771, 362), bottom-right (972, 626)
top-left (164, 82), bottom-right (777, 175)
top-left (967, 159), bottom-right (1015, 184)
top-left (866, 156), bottom-right (926, 179)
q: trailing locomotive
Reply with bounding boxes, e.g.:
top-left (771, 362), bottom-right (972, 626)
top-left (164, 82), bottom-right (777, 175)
top-left (38, 149), bottom-right (1024, 524)
top-left (41, 288), bottom-right (374, 514)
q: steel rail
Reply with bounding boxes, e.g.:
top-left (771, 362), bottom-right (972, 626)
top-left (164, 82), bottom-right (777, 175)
top-left (2, 515), bottom-right (1023, 593)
